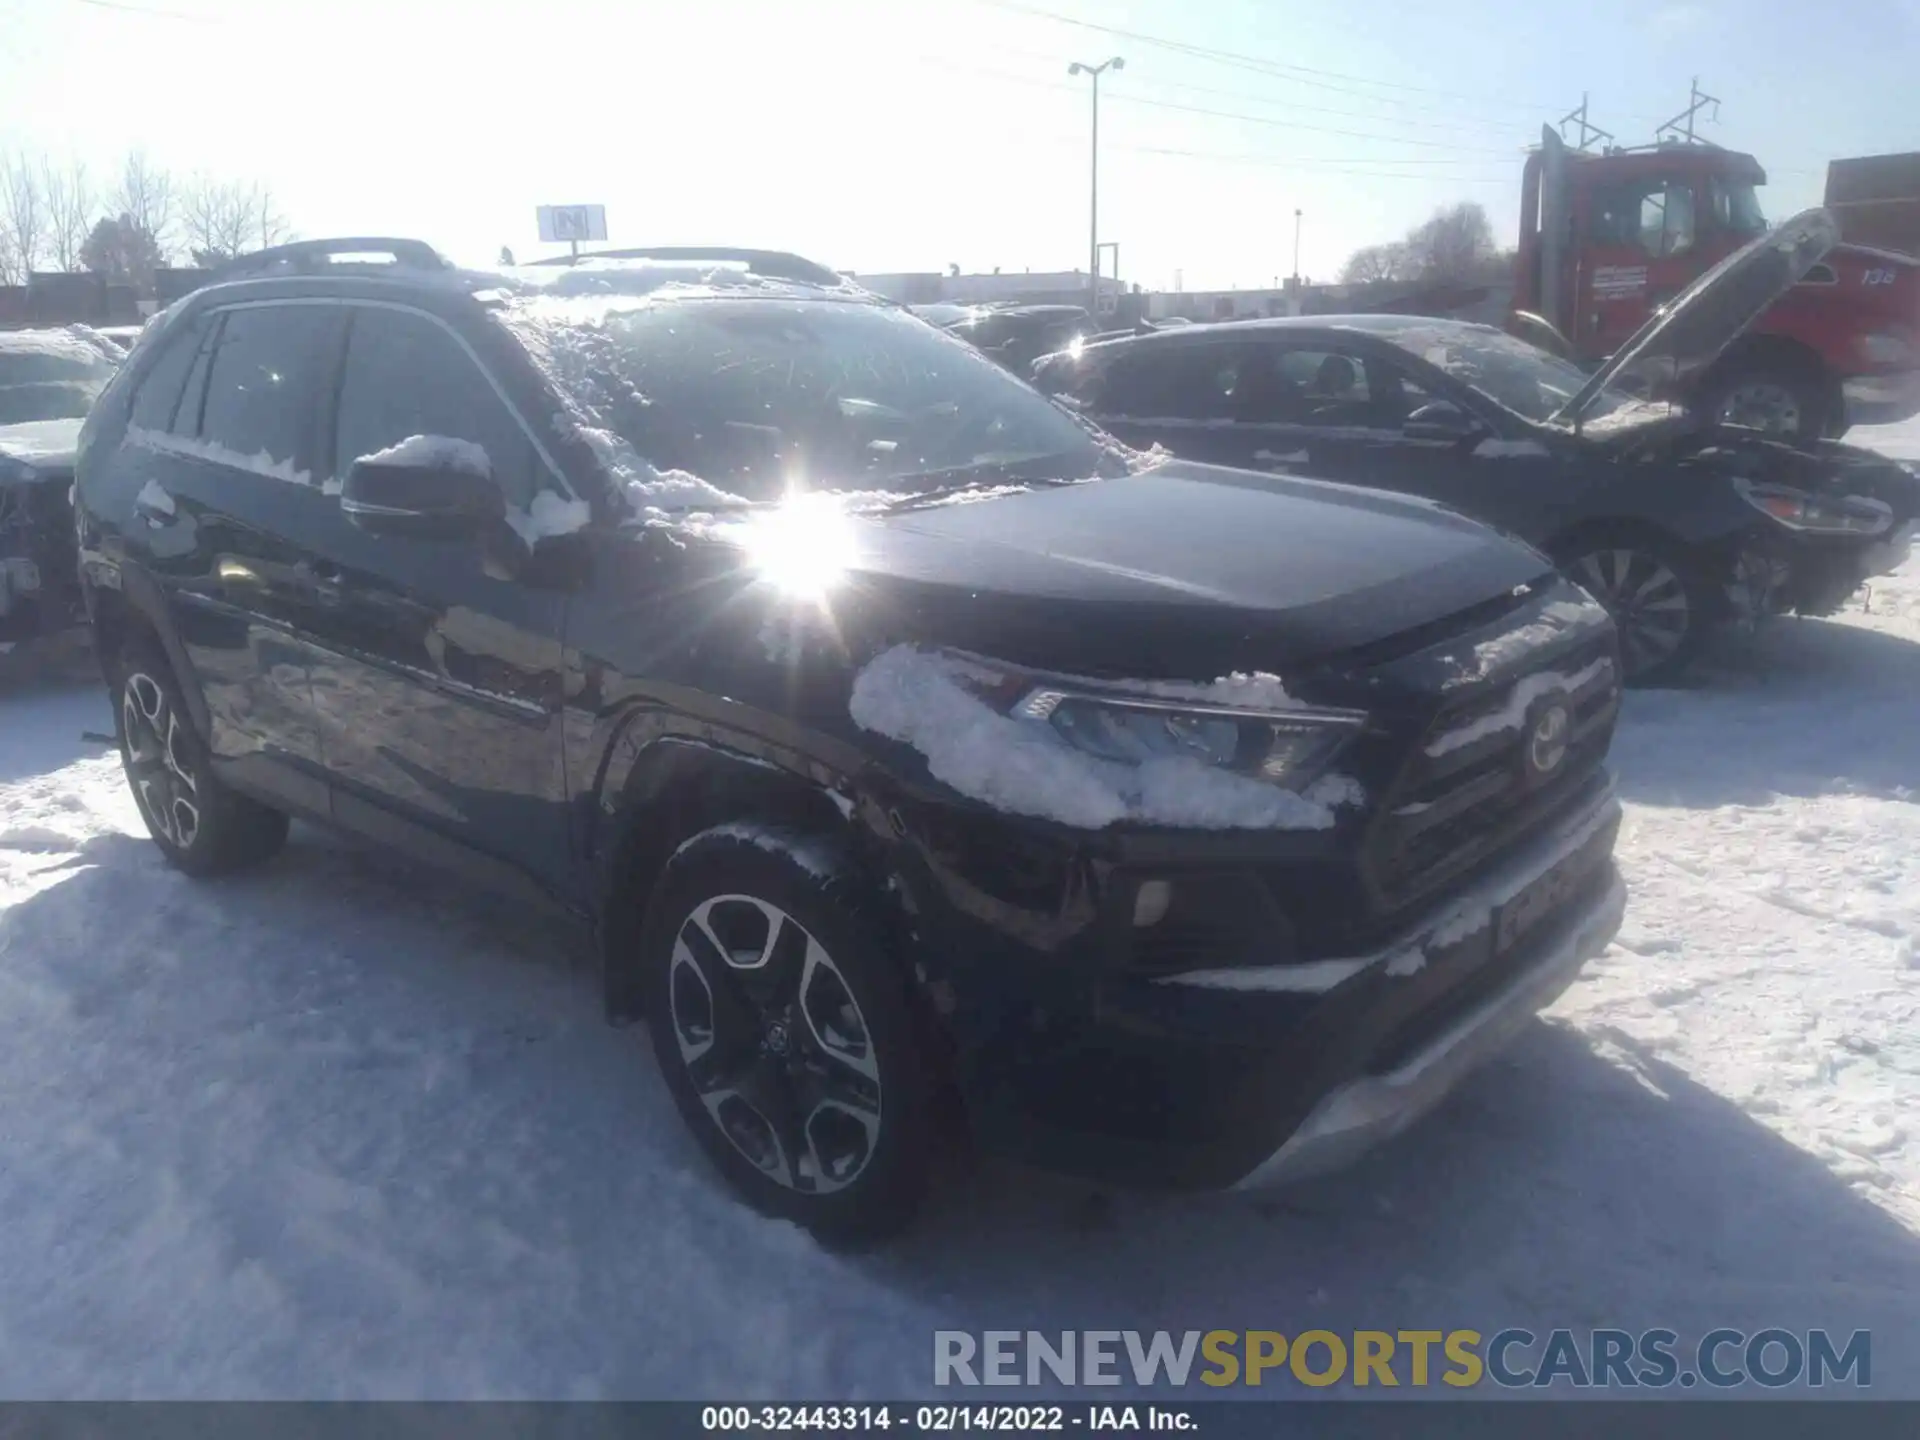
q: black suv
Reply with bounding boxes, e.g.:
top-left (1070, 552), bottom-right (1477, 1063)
top-left (75, 238), bottom-right (1628, 1243)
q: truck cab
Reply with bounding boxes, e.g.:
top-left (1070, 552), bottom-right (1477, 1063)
top-left (1514, 127), bottom-right (1920, 439)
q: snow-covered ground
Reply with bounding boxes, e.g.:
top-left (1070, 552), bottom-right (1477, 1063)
top-left (3, 426), bottom-right (1919, 1399)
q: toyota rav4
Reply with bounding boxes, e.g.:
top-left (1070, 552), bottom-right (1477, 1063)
top-left (74, 238), bottom-right (1628, 1243)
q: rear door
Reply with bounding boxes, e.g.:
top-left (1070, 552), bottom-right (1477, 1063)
top-left (118, 301), bottom-right (345, 815)
top-left (295, 302), bottom-right (575, 901)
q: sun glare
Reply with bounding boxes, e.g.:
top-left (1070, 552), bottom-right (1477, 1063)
top-left (740, 492), bottom-right (859, 600)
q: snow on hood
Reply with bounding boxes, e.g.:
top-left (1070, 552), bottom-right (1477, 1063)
top-left (848, 644), bottom-right (1361, 831)
top-left (0, 418), bottom-right (83, 471)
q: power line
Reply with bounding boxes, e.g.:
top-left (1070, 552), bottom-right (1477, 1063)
top-left (974, 0), bottom-right (1660, 123)
top-left (970, 38), bottom-right (1530, 136)
top-left (67, 0), bottom-right (215, 19)
top-left (918, 58), bottom-right (1525, 158)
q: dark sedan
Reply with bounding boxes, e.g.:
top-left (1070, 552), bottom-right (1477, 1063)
top-left (1035, 234), bottom-right (1918, 683)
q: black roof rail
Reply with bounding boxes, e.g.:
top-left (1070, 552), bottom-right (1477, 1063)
top-left (522, 246), bottom-right (843, 287)
top-left (212, 237), bottom-right (452, 282)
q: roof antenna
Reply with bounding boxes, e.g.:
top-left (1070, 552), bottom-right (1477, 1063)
top-left (1655, 78), bottom-right (1720, 146)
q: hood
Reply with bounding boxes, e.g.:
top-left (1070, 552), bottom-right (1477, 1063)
top-left (837, 462), bottom-right (1550, 673)
top-left (1557, 207), bottom-right (1840, 427)
top-left (0, 418), bottom-right (83, 476)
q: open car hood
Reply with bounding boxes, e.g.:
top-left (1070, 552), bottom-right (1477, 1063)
top-left (1554, 208), bottom-right (1840, 428)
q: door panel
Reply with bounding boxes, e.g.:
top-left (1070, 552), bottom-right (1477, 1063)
top-left (299, 304), bottom-right (575, 899)
top-left (125, 305), bottom-right (344, 815)
top-left (1574, 176), bottom-right (1707, 359)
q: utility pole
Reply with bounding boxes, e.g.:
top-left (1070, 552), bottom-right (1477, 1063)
top-left (1069, 55), bottom-right (1124, 315)
top-left (1292, 209), bottom-right (1303, 282)
top-left (1655, 78), bottom-right (1719, 146)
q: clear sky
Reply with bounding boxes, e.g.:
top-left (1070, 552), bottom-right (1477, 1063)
top-left (3, 0), bottom-right (1917, 290)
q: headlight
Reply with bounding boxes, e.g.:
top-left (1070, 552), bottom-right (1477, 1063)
top-left (1733, 478), bottom-right (1893, 536)
top-left (956, 663), bottom-right (1366, 791)
top-left (1861, 331), bottom-right (1914, 367)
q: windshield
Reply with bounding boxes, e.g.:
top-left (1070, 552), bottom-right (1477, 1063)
top-left (1379, 322), bottom-right (1646, 425)
top-left (1713, 179), bottom-right (1769, 240)
top-left (500, 296), bottom-right (1110, 505)
top-left (0, 338), bottom-right (119, 425)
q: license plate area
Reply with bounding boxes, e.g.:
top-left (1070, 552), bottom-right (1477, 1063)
top-left (1493, 824), bottom-right (1612, 956)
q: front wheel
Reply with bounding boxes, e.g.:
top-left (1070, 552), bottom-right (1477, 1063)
top-left (114, 640), bottom-right (289, 876)
top-left (1699, 365), bottom-right (1830, 443)
top-left (640, 826), bottom-right (933, 1247)
top-left (1560, 543), bottom-right (1714, 685)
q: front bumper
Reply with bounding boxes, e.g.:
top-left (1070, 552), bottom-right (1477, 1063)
top-left (1843, 370), bottom-right (1920, 428)
top-left (1234, 867), bottom-right (1624, 1187)
top-left (919, 782), bottom-right (1625, 1190)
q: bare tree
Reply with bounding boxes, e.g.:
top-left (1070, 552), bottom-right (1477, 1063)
top-left (114, 149), bottom-right (176, 262)
top-left (181, 173), bottom-right (255, 263)
top-left (252, 183), bottom-right (292, 250)
top-left (43, 157), bottom-right (93, 272)
top-left (1339, 242), bottom-right (1414, 286)
top-left (1, 149), bottom-right (47, 279)
top-left (183, 175), bottom-right (293, 263)
top-left (1404, 201), bottom-right (1497, 284)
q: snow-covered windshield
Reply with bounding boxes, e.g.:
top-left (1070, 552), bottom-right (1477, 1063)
top-left (499, 296), bottom-right (1110, 505)
top-left (0, 333), bottom-right (119, 425)
top-left (1381, 324), bottom-right (1641, 426)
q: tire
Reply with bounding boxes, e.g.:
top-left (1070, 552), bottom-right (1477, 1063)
top-left (640, 825), bottom-right (933, 1247)
top-left (1699, 362), bottom-right (1829, 443)
top-left (1558, 539), bottom-right (1716, 686)
top-left (113, 638), bottom-right (290, 876)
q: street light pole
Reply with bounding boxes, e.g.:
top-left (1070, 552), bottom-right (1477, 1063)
top-left (1069, 55), bottom-right (1124, 316)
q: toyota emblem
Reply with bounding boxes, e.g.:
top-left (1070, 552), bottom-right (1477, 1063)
top-left (1526, 701), bottom-right (1572, 781)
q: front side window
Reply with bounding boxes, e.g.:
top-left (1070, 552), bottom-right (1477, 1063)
top-left (197, 305), bottom-right (346, 475)
top-left (1587, 179), bottom-right (1698, 258)
top-left (334, 307), bottom-right (539, 507)
top-left (1708, 179), bottom-right (1769, 240)
top-left (499, 296), bottom-right (1109, 504)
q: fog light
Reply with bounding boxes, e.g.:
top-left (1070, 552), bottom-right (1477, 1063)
top-left (1133, 879), bottom-right (1173, 927)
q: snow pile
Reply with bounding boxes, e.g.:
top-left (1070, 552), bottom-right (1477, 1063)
top-left (848, 645), bottom-right (1352, 831)
top-left (128, 426), bottom-right (317, 490)
top-left (359, 434), bottom-right (492, 477)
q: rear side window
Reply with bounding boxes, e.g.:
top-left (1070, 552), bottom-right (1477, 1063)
top-left (1099, 343), bottom-right (1269, 421)
top-left (127, 314), bottom-right (212, 435)
top-left (333, 306), bottom-right (539, 507)
top-left (197, 305), bottom-right (347, 475)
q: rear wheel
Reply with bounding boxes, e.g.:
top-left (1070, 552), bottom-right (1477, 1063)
top-left (640, 826), bottom-right (933, 1246)
top-left (1560, 542), bottom-right (1713, 685)
top-left (114, 640), bottom-right (289, 876)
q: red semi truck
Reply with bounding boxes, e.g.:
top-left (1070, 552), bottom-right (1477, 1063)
top-left (1510, 127), bottom-right (1920, 440)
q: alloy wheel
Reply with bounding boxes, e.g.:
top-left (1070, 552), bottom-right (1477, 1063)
top-left (1570, 548), bottom-right (1691, 677)
top-left (1715, 380), bottom-right (1802, 436)
top-left (667, 893), bottom-right (883, 1194)
top-left (122, 671), bottom-right (201, 849)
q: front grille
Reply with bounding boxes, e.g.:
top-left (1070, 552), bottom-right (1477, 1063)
top-left (1364, 633), bottom-right (1620, 917)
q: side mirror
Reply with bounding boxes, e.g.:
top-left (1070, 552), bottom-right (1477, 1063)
top-left (341, 448), bottom-right (504, 540)
top-left (1403, 401), bottom-right (1485, 444)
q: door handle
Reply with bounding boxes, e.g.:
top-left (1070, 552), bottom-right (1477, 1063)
top-left (295, 559), bottom-right (345, 605)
